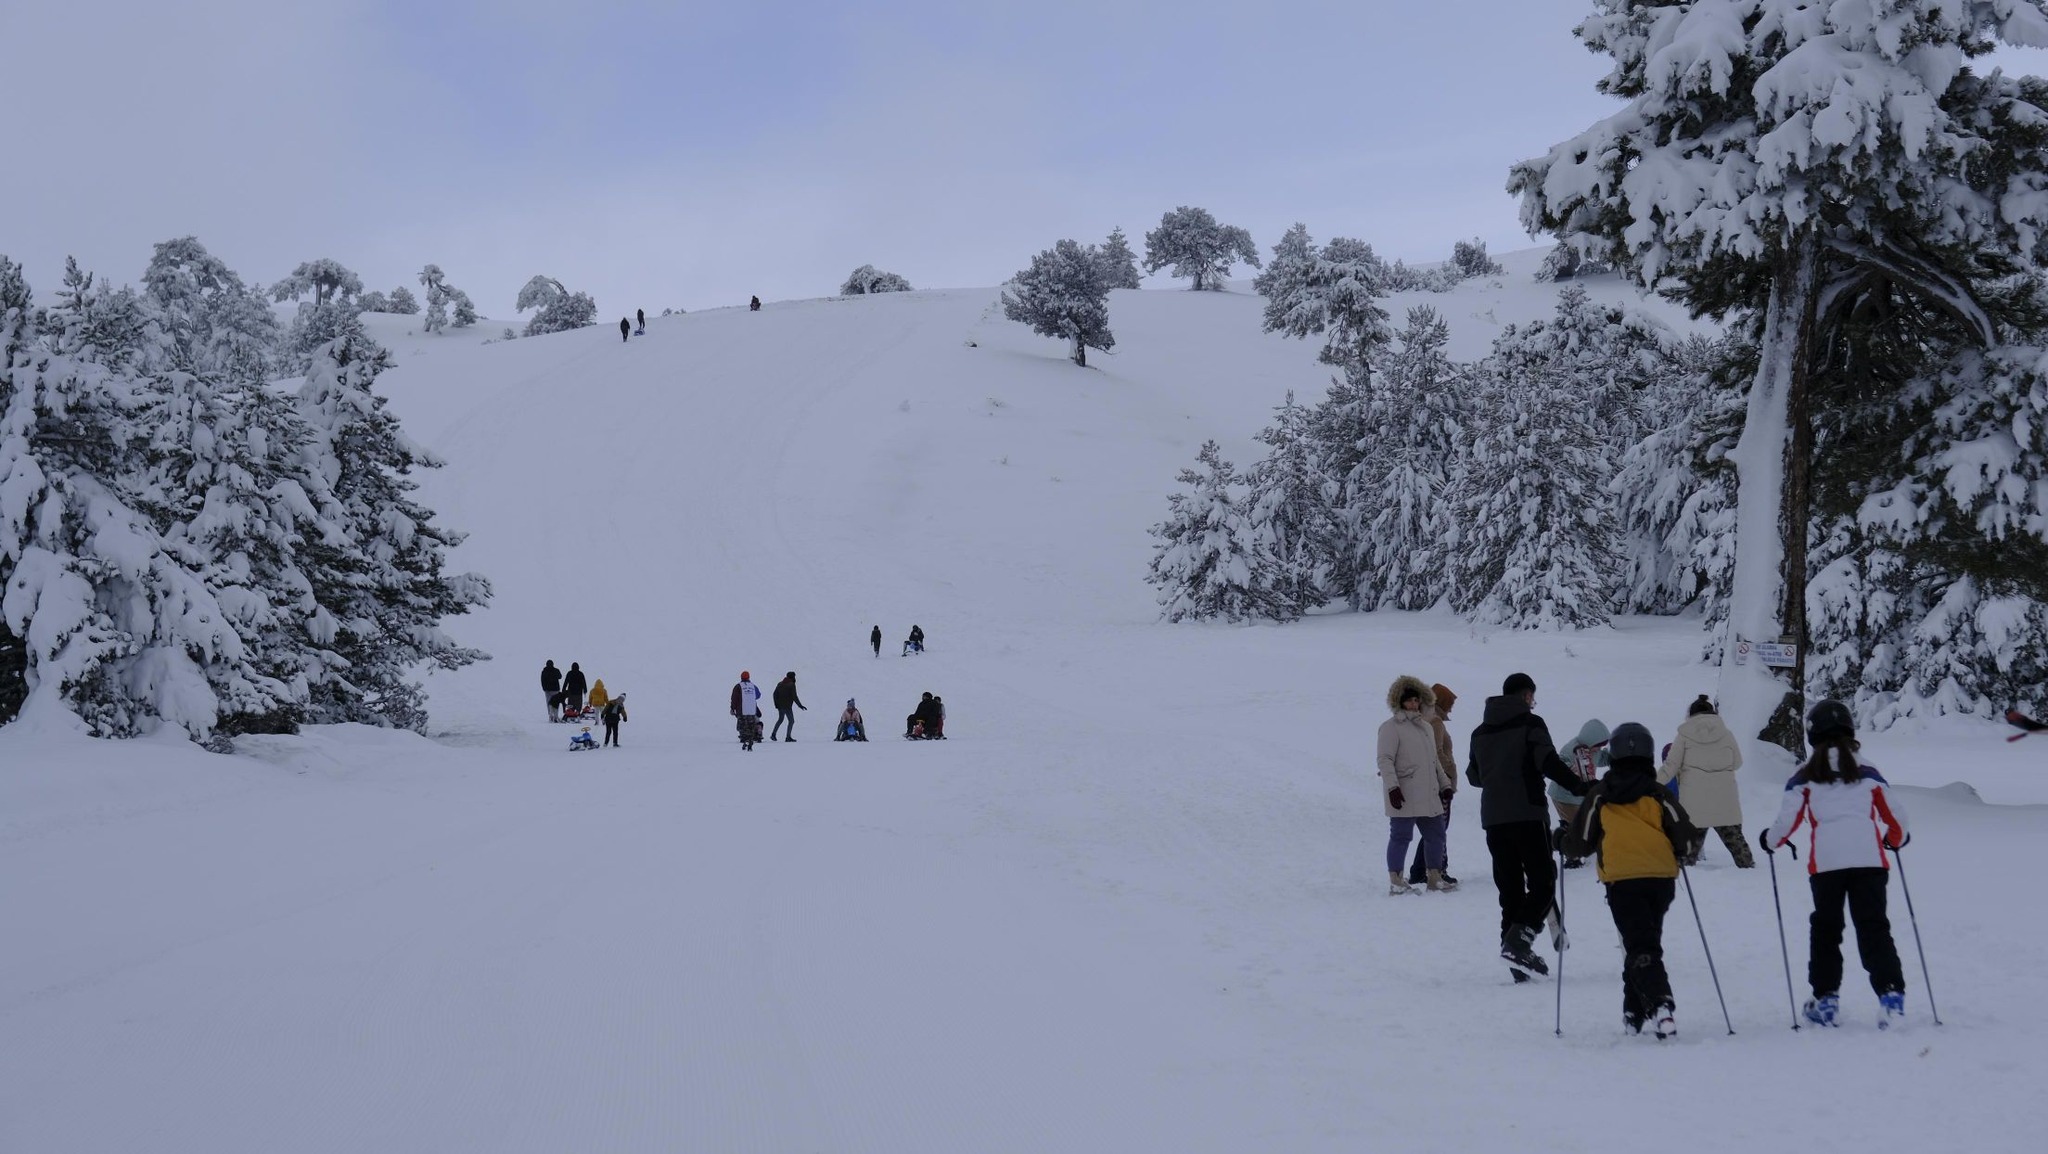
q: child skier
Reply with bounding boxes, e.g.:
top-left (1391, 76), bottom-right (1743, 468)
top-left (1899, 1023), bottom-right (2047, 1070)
top-left (1560, 721), bottom-right (1695, 1038)
top-left (1760, 699), bottom-right (1911, 1028)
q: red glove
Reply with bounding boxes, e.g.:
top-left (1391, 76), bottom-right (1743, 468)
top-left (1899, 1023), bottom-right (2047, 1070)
top-left (1389, 787), bottom-right (1406, 810)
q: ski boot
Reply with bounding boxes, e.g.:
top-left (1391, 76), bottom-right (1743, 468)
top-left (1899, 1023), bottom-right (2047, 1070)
top-left (1803, 993), bottom-right (1840, 1027)
top-left (1501, 924), bottom-right (1548, 976)
top-left (1652, 1003), bottom-right (1677, 1040)
top-left (1878, 991), bottom-right (1905, 1029)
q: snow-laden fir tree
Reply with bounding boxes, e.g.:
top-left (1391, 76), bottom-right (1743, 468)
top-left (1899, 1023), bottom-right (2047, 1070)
top-left (387, 285), bottom-right (420, 315)
top-left (141, 236), bottom-right (279, 384)
top-left (357, 291), bottom-right (389, 314)
top-left (1449, 239), bottom-right (1503, 280)
top-left (1511, 0), bottom-right (2048, 743)
top-left (295, 320), bottom-right (490, 730)
top-left (1245, 391), bottom-right (1331, 615)
top-left (1143, 206), bottom-right (1259, 291)
top-left (1147, 440), bottom-right (1291, 622)
top-left (1302, 365), bottom-right (1377, 608)
top-left (1447, 310), bottom-right (1619, 630)
top-left (0, 258), bottom-right (254, 737)
top-left (1535, 240), bottom-right (1611, 283)
top-left (1002, 239), bottom-right (1115, 367)
top-left (272, 259), bottom-right (362, 309)
top-left (1100, 228), bottom-right (1142, 290)
top-left (1354, 307), bottom-right (1465, 611)
top-left (418, 264), bottom-right (464, 334)
top-left (840, 265), bottom-right (914, 295)
top-left (516, 275), bottom-right (598, 336)
top-left (1254, 224), bottom-right (1319, 338)
top-left (274, 257), bottom-right (372, 374)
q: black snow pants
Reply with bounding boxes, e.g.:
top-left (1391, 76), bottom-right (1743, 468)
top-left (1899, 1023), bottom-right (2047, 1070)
top-left (1485, 820), bottom-right (1556, 939)
top-left (603, 718), bottom-right (620, 747)
top-left (1809, 867), bottom-right (1905, 997)
top-left (1606, 877), bottom-right (1675, 1023)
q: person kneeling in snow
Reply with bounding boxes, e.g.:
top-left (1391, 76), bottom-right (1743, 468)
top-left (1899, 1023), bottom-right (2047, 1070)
top-left (836, 699), bottom-right (866, 742)
top-left (1560, 721), bottom-right (1694, 1039)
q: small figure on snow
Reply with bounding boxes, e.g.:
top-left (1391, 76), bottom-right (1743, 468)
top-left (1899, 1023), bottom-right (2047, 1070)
top-left (1560, 722), bottom-right (1694, 1038)
top-left (871, 625), bottom-right (882, 658)
top-left (1760, 700), bottom-right (1912, 1028)
top-left (771, 671), bottom-right (806, 741)
top-left (570, 726), bottom-right (598, 752)
top-left (1659, 695), bottom-right (1750, 867)
top-left (588, 678), bottom-right (610, 712)
top-left (563, 662), bottom-right (588, 714)
top-left (749, 295), bottom-right (762, 312)
top-left (836, 699), bottom-right (867, 742)
top-left (541, 659), bottom-right (562, 722)
top-left (731, 671), bottom-right (765, 749)
top-left (619, 317), bottom-right (631, 342)
top-left (902, 624), bottom-right (925, 656)
top-left (1381, 677), bottom-right (1455, 895)
top-left (905, 691), bottom-right (943, 739)
top-left (602, 693), bottom-right (627, 748)
top-left (635, 308), bottom-right (645, 335)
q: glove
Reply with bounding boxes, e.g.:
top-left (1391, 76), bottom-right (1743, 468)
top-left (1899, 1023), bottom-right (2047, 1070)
top-left (1890, 832), bottom-right (1911, 850)
top-left (1388, 787), bottom-right (1406, 810)
top-left (1570, 778), bottom-right (1591, 798)
top-left (1439, 788), bottom-right (1454, 805)
top-left (1757, 828), bottom-right (1775, 855)
top-left (1551, 826), bottom-right (1569, 854)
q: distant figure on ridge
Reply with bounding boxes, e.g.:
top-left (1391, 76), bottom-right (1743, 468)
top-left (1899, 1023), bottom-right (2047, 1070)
top-left (870, 625), bottom-right (882, 658)
top-left (635, 308), bottom-right (645, 334)
top-left (749, 295), bottom-right (762, 311)
top-left (619, 317), bottom-right (631, 342)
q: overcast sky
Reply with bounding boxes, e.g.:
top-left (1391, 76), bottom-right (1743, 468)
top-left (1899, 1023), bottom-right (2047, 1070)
top-left (4, 1), bottom-right (2044, 321)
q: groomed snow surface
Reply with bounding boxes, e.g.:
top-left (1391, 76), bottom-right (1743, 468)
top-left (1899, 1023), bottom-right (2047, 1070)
top-left (6, 257), bottom-right (2046, 1151)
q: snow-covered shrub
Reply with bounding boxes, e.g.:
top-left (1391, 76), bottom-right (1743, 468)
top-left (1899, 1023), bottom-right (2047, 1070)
top-left (516, 275), bottom-right (598, 336)
top-left (840, 265), bottom-right (914, 295)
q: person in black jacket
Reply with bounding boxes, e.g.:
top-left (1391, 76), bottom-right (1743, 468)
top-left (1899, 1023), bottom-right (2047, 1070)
top-left (906, 691), bottom-right (937, 737)
top-left (749, 295), bottom-right (762, 311)
top-left (1466, 672), bottom-right (1589, 975)
top-left (541, 660), bottom-right (562, 722)
top-left (635, 308), bottom-right (645, 332)
top-left (563, 662), bottom-right (588, 713)
top-left (871, 625), bottom-right (882, 658)
top-left (619, 317), bottom-right (631, 342)
top-left (771, 671), bottom-right (806, 741)
top-left (601, 694), bottom-right (628, 748)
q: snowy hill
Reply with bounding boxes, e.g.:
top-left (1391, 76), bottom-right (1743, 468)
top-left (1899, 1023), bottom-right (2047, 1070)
top-left (5, 258), bottom-right (2046, 1152)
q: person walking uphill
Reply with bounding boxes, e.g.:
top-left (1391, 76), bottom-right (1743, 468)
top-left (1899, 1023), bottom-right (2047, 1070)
top-left (619, 317), bottom-right (631, 342)
top-left (563, 662), bottom-right (588, 713)
top-left (541, 659), bottom-right (562, 722)
top-left (1561, 722), bottom-right (1695, 1039)
top-left (871, 625), bottom-right (882, 658)
top-left (1381, 677), bottom-right (1456, 894)
top-left (1761, 699), bottom-right (1912, 1028)
top-left (771, 671), bottom-right (806, 741)
top-left (1467, 672), bottom-right (1589, 977)
top-left (1661, 695), bottom-right (1751, 867)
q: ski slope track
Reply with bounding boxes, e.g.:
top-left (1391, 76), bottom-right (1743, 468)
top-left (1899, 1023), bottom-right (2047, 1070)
top-left (5, 256), bottom-right (2046, 1152)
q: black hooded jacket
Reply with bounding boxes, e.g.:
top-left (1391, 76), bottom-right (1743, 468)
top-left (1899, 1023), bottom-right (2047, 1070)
top-left (541, 662), bottom-right (561, 693)
top-left (773, 677), bottom-right (805, 711)
top-left (1465, 694), bottom-right (1586, 827)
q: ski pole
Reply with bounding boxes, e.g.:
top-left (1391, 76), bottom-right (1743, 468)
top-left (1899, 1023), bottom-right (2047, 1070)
top-left (1680, 864), bottom-right (1735, 1035)
top-left (1891, 845), bottom-right (1943, 1026)
top-left (1554, 837), bottom-right (1567, 1038)
top-left (1767, 844), bottom-right (1801, 1030)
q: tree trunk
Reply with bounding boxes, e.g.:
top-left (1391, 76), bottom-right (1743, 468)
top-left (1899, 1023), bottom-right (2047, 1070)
top-left (0, 619), bottom-right (24, 727)
top-left (1070, 336), bottom-right (1086, 367)
top-left (1718, 232), bottom-right (1821, 757)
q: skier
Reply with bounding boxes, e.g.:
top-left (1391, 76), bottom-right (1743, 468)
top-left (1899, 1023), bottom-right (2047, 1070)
top-left (635, 308), bottom-right (645, 334)
top-left (563, 662), bottom-right (588, 714)
top-left (836, 699), bottom-right (867, 742)
top-left (1560, 721), bottom-right (1695, 1039)
top-left (871, 625), bottom-right (882, 658)
top-left (749, 295), bottom-right (762, 312)
top-left (1660, 695), bottom-right (1751, 867)
top-left (1380, 677), bottom-right (1455, 894)
top-left (541, 659), bottom-right (562, 722)
top-left (601, 693), bottom-right (627, 748)
top-left (1467, 672), bottom-right (1589, 978)
top-left (1553, 719), bottom-right (1611, 869)
top-left (1760, 700), bottom-right (1911, 1028)
top-left (619, 317), bottom-right (631, 342)
top-left (731, 671), bottom-right (764, 748)
top-left (771, 671), bottom-right (806, 741)
top-left (1408, 683), bottom-right (1460, 887)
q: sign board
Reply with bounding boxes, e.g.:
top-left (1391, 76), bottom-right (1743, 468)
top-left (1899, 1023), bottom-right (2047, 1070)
top-left (1755, 642), bottom-right (1797, 669)
top-left (1733, 639), bottom-right (1752, 666)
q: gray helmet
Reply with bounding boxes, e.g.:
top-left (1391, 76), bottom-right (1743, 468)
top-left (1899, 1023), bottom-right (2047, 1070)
top-left (1807, 699), bottom-right (1855, 741)
top-left (1608, 722), bottom-right (1655, 761)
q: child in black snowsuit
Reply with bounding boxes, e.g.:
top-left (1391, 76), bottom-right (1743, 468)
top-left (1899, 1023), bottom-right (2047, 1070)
top-left (602, 694), bottom-right (627, 748)
top-left (871, 625), bottom-right (882, 658)
top-left (619, 317), bottom-right (631, 341)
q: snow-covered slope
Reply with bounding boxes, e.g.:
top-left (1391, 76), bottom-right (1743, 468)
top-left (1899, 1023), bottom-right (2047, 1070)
top-left (4, 262), bottom-right (2044, 1153)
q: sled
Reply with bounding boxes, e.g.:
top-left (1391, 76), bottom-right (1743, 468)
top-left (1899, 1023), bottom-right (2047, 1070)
top-left (2007, 708), bottom-right (2047, 741)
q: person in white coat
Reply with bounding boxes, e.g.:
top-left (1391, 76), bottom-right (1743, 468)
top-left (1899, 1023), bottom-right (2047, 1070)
top-left (1379, 676), bottom-right (1456, 895)
top-left (1659, 695), bottom-right (1752, 867)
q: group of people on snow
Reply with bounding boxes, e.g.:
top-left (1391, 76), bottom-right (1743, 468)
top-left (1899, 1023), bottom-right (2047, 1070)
top-left (1384, 670), bottom-right (1913, 1038)
top-left (725, 668), bottom-right (944, 745)
top-left (541, 659), bottom-right (628, 748)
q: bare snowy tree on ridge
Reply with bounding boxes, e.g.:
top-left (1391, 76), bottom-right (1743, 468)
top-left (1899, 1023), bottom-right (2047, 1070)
top-left (515, 275), bottom-right (598, 336)
top-left (1511, 0), bottom-right (2048, 746)
top-left (1144, 206), bottom-right (1260, 291)
top-left (1002, 239), bottom-right (1116, 367)
top-left (840, 265), bottom-right (914, 295)
top-left (1100, 228), bottom-right (1142, 290)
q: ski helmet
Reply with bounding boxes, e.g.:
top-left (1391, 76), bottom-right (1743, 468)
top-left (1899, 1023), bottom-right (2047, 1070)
top-left (1807, 699), bottom-right (1854, 741)
top-left (1608, 722), bottom-right (1655, 761)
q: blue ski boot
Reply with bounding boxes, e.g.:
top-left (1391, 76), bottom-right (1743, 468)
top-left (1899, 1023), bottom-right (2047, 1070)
top-left (1803, 994), bottom-right (1840, 1027)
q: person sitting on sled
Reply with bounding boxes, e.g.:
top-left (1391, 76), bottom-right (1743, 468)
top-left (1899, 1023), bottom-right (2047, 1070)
top-left (836, 699), bottom-right (867, 742)
top-left (902, 624), bottom-right (925, 656)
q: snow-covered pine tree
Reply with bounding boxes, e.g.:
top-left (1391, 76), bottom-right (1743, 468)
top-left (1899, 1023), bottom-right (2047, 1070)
top-left (141, 236), bottom-right (280, 384)
top-left (840, 265), bottom-right (914, 295)
top-left (272, 258), bottom-right (363, 310)
top-left (357, 291), bottom-right (390, 314)
top-left (451, 289), bottom-right (477, 329)
top-left (418, 264), bottom-right (475, 334)
top-left (294, 324), bottom-right (490, 731)
top-left (1143, 206), bottom-right (1260, 291)
top-left (1254, 223), bottom-right (1318, 336)
top-left (1101, 228), bottom-right (1142, 290)
top-left (1356, 306), bottom-right (1464, 611)
top-left (515, 275), bottom-right (598, 336)
top-left (1245, 391), bottom-right (1332, 615)
top-left (1448, 312), bottom-right (1618, 630)
top-left (0, 257), bottom-right (253, 737)
top-left (1147, 440), bottom-right (1291, 622)
top-left (387, 286), bottom-right (420, 315)
top-left (1511, 0), bottom-right (2048, 744)
top-left (1001, 239), bottom-right (1115, 367)
top-left (1303, 365), bottom-right (1376, 608)
top-left (1260, 236), bottom-right (1394, 384)
top-left (1449, 238), bottom-right (1503, 280)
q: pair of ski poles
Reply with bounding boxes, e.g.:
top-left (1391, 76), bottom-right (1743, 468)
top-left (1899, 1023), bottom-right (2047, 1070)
top-left (1764, 840), bottom-right (1942, 1028)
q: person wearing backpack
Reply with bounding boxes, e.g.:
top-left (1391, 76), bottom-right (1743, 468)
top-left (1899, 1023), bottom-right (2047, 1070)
top-left (601, 694), bottom-right (628, 748)
top-left (1760, 699), bottom-right (1911, 1028)
top-left (1561, 722), bottom-right (1696, 1039)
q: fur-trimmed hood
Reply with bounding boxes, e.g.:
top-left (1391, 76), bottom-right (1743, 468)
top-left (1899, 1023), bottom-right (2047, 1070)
top-left (1386, 675), bottom-right (1436, 715)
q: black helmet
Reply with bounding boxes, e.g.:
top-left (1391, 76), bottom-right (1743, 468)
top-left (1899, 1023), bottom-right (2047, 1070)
top-left (1609, 722), bottom-right (1655, 761)
top-left (1807, 699), bottom-right (1855, 741)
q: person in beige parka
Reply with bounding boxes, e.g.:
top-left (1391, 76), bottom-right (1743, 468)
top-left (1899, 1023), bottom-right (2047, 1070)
top-left (1659, 695), bottom-right (1753, 867)
top-left (1379, 676), bottom-right (1457, 894)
